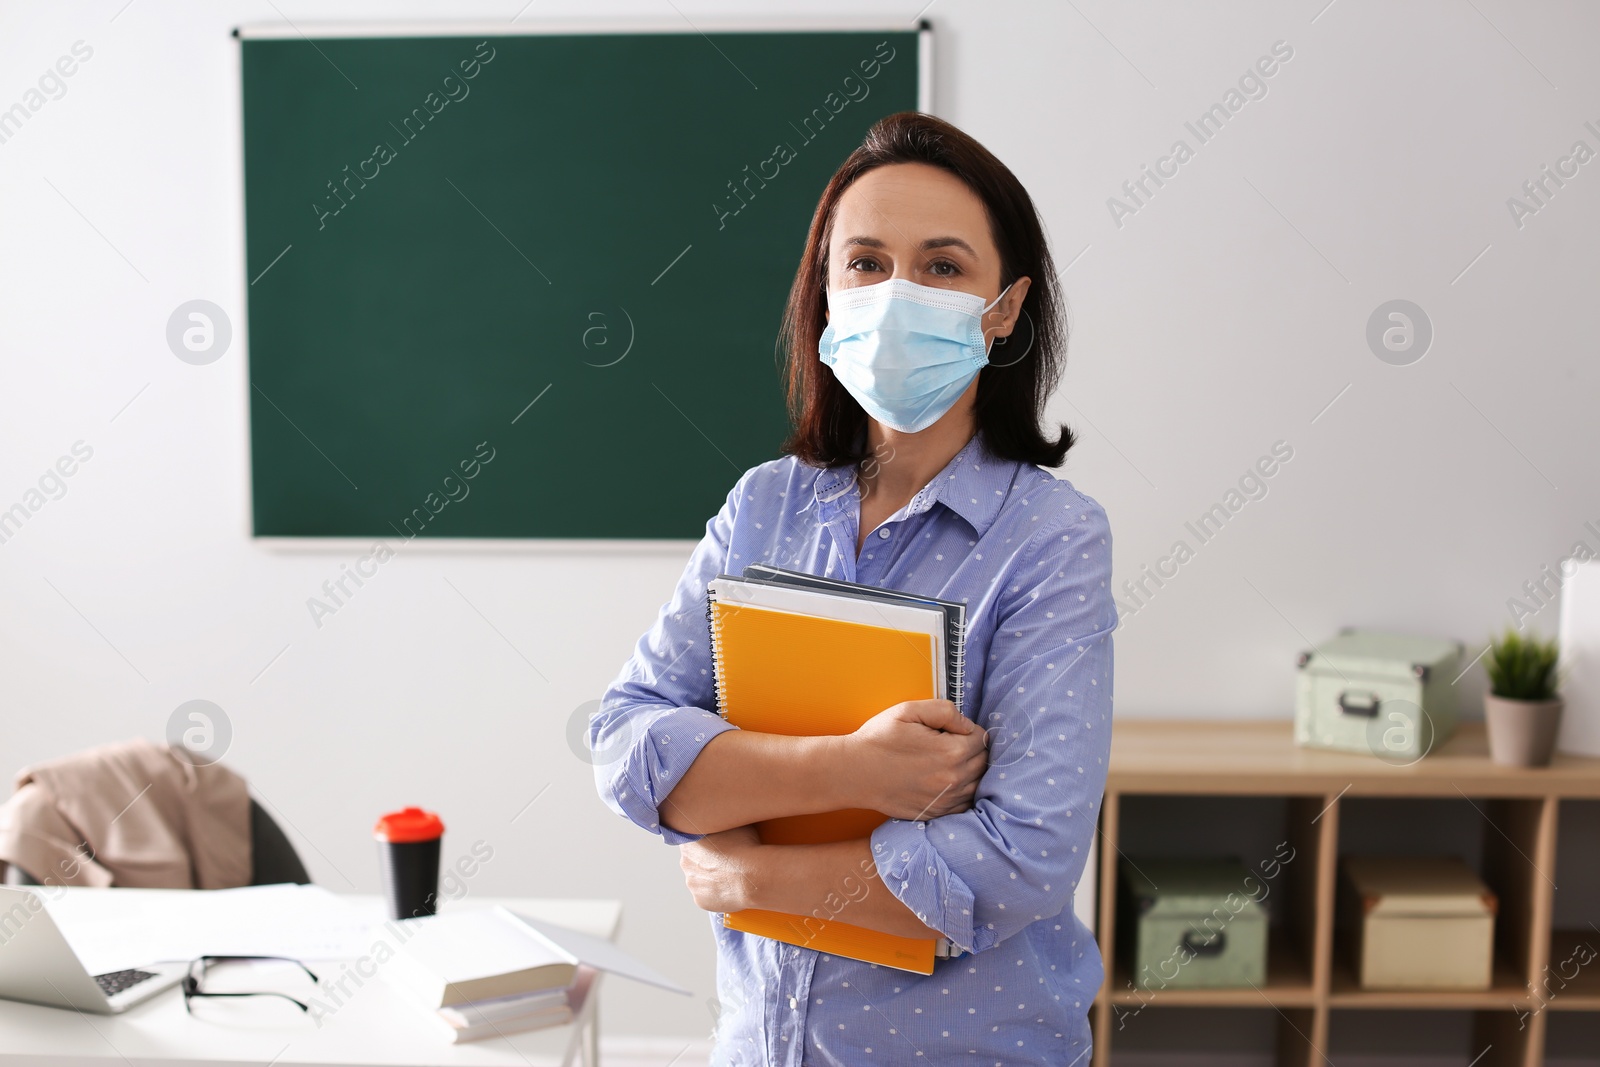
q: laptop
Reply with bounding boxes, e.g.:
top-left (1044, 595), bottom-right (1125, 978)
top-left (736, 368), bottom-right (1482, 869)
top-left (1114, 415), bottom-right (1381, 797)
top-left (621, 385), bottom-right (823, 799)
top-left (0, 886), bottom-right (186, 1013)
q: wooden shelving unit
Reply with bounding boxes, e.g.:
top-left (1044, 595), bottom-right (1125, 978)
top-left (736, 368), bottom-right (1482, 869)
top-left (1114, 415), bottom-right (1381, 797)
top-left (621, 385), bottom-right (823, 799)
top-left (1090, 721), bottom-right (1600, 1067)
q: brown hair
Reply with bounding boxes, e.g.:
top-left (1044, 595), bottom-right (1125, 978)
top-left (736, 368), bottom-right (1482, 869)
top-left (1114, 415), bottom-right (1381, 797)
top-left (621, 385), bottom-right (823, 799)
top-left (779, 112), bottom-right (1074, 469)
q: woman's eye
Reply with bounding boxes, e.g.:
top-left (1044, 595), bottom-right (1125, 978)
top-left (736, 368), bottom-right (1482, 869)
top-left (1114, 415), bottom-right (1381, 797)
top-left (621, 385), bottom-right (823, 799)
top-left (928, 260), bottom-right (960, 277)
top-left (848, 257), bottom-right (883, 273)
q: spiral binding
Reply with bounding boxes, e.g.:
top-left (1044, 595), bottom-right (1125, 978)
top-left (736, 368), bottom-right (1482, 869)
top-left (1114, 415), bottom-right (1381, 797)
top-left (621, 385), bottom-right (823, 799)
top-left (950, 617), bottom-right (967, 715)
top-left (706, 587), bottom-right (731, 719)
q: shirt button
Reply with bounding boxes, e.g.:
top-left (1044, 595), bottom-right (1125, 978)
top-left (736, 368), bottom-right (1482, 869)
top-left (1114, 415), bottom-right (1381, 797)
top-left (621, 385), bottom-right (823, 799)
top-left (789, 996), bottom-right (798, 1010)
top-left (878, 528), bottom-right (892, 539)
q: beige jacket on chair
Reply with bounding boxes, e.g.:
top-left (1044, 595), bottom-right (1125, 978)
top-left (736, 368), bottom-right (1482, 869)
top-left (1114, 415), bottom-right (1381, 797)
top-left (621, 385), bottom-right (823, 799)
top-left (0, 738), bottom-right (251, 888)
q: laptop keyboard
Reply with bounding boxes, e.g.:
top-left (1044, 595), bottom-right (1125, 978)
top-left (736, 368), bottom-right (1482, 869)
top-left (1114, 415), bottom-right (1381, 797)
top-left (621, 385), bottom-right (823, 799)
top-left (94, 968), bottom-right (157, 997)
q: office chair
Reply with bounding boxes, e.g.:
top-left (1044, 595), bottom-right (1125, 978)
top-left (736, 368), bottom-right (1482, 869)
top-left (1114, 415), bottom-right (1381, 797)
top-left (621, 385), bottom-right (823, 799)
top-left (2, 797), bottom-right (310, 888)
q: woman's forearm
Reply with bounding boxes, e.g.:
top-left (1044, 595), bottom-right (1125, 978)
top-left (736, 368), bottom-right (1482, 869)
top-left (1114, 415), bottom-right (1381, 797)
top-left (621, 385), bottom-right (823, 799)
top-left (754, 838), bottom-right (943, 941)
top-left (659, 731), bottom-right (854, 836)
top-left (660, 699), bottom-right (988, 837)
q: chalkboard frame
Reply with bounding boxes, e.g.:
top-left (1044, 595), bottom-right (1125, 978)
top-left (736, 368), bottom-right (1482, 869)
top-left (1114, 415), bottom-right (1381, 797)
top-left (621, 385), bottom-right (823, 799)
top-left (235, 19), bottom-right (933, 551)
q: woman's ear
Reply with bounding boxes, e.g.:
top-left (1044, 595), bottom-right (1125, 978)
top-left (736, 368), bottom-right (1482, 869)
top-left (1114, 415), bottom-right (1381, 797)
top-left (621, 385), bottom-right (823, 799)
top-left (984, 276), bottom-right (1032, 341)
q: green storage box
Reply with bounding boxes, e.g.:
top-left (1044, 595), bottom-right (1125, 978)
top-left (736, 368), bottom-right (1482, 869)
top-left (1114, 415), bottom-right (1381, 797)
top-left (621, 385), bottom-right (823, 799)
top-left (1295, 629), bottom-right (1464, 761)
top-left (1119, 858), bottom-right (1267, 990)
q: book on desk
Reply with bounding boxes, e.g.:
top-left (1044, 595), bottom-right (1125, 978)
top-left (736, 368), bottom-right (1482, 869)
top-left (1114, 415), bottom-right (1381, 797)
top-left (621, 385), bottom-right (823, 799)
top-left (383, 906), bottom-right (687, 1043)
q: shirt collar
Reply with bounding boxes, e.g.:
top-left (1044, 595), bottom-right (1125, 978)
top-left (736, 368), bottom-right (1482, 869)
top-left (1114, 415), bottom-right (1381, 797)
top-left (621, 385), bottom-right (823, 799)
top-left (811, 462), bottom-right (859, 529)
top-left (912, 433), bottom-right (1018, 536)
top-left (810, 432), bottom-right (1020, 538)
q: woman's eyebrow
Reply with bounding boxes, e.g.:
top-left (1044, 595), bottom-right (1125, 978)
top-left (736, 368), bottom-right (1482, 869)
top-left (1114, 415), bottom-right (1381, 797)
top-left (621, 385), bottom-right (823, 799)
top-left (840, 235), bottom-right (978, 255)
top-left (920, 236), bottom-right (978, 256)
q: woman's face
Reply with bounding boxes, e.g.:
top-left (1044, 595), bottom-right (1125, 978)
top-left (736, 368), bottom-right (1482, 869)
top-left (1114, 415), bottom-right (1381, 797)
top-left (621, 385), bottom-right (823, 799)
top-left (826, 162), bottom-right (1028, 343)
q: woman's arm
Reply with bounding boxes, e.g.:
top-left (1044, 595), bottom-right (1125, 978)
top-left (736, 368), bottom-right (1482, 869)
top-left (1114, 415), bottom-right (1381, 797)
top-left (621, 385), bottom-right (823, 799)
top-left (589, 478), bottom-right (747, 845)
top-left (658, 731), bottom-right (841, 837)
top-left (660, 698), bottom-right (989, 836)
top-left (862, 499), bottom-right (1116, 953)
top-left (680, 827), bottom-right (941, 940)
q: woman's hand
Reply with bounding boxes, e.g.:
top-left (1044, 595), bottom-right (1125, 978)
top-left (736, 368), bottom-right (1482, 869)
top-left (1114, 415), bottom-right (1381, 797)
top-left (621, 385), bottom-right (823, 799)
top-left (833, 699), bottom-right (989, 820)
top-left (679, 825), bottom-right (765, 913)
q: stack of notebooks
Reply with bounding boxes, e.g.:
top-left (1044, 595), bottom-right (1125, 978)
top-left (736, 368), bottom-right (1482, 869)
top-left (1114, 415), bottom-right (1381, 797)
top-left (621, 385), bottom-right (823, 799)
top-left (382, 908), bottom-right (685, 1043)
top-left (707, 563), bottom-right (967, 975)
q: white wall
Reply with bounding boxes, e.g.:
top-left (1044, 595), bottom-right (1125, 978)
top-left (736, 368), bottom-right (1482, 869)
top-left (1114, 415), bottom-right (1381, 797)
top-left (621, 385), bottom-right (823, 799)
top-left (1, 0), bottom-right (1596, 1043)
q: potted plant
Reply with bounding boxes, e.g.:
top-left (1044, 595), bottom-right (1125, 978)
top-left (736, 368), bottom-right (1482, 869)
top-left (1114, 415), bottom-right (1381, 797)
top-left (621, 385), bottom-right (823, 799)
top-left (1482, 627), bottom-right (1563, 767)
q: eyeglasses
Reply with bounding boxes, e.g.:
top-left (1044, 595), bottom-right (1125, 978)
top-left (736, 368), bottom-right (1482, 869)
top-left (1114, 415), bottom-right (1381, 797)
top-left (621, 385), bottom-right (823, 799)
top-left (181, 955), bottom-right (320, 1014)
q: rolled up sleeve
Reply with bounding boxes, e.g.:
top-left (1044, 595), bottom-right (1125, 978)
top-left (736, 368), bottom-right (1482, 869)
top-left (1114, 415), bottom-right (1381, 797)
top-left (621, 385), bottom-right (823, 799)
top-left (589, 478), bottom-right (746, 845)
top-left (870, 500), bottom-right (1115, 954)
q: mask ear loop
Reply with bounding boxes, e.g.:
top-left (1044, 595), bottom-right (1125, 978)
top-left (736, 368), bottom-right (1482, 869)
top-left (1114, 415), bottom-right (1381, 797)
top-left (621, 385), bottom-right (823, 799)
top-left (982, 282), bottom-right (1016, 354)
top-left (981, 282), bottom-right (1014, 316)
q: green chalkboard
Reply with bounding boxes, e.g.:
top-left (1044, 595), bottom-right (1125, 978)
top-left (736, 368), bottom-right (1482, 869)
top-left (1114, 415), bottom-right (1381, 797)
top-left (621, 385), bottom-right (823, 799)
top-left (240, 27), bottom-right (923, 539)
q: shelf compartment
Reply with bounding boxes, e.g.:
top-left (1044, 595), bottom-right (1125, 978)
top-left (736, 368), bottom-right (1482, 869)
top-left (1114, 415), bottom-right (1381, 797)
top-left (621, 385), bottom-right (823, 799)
top-left (1333, 794), bottom-right (1554, 997)
top-left (1542, 928), bottom-right (1600, 1010)
top-left (1549, 798), bottom-right (1600, 1016)
top-left (1104, 1005), bottom-right (1281, 1065)
top-left (1544, 1010), bottom-right (1600, 1065)
top-left (1481, 796), bottom-right (1558, 995)
top-left (1110, 794), bottom-right (1325, 995)
top-left (1326, 1008), bottom-right (1538, 1067)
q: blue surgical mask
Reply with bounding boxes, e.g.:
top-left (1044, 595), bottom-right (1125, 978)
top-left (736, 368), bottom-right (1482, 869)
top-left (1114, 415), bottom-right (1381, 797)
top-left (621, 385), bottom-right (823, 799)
top-left (818, 278), bottom-right (1013, 433)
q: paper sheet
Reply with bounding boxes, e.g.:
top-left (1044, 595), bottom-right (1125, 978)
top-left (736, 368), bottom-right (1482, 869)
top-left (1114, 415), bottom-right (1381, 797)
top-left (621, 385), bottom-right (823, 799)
top-left (510, 911), bottom-right (690, 995)
top-left (44, 884), bottom-right (379, 974)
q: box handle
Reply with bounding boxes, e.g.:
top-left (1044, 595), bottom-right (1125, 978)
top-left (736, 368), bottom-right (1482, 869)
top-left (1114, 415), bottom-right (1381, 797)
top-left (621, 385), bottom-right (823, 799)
top-left (1180, 929), bottom-right (1227, 958)
top-left (1337, 690), bottom-right (1382, 718)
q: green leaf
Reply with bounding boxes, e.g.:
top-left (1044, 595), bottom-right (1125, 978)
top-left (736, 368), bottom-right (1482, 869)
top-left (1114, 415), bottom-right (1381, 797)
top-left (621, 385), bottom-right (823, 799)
top-left (1483, 626), bottom-right (1561, 701)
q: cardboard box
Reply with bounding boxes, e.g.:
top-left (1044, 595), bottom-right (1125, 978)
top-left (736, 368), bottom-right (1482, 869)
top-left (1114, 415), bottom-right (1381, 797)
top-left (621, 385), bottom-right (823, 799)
top-left (1340, 855), bottom-right (1497, 990)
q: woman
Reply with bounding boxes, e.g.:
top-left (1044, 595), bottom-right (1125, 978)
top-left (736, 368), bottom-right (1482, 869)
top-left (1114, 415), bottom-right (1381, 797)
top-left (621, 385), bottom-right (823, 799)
top-left (591, 112), bottom-right (1114, 1066)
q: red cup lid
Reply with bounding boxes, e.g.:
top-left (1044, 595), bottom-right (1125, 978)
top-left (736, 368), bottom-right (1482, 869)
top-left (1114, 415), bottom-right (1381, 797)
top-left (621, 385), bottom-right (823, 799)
top-left (373, 807), bottom-right (444, 843)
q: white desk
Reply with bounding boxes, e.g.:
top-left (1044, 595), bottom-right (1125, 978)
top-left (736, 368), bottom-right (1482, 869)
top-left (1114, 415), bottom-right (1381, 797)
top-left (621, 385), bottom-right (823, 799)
top-left (0, 892), bottom-right (622, 1067)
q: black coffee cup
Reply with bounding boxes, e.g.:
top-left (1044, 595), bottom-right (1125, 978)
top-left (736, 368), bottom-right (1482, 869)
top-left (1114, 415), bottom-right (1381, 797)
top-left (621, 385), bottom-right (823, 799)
top-left (374, 807), bottom-right (444, 921)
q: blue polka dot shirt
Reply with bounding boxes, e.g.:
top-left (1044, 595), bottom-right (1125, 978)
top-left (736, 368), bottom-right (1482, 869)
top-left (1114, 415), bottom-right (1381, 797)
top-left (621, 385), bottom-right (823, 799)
top-left (592, 431), bottom-right (1115, 1066)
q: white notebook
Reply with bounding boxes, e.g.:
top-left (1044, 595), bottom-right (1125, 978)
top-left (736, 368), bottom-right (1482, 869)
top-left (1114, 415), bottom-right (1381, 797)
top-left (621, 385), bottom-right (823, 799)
top-left (385, 908), bottom-right (574, 1007)
top-left (384, 906), bottom-right (690, 1009)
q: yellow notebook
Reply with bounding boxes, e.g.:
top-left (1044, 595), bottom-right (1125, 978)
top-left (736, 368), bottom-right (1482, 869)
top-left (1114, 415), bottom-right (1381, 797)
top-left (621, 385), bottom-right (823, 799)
top-left (706, 576), bottom-right (947, 974)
